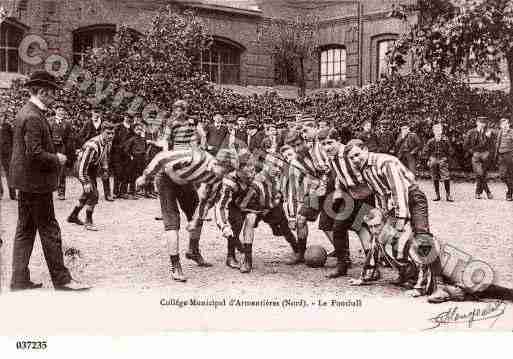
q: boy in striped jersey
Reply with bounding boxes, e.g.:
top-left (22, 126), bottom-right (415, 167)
top-left (283, 130), bottom-right (333, 264)
top-left (216, 151), bottom-right (299, 273)
top-left (165, 100), bottom-right (200, 150)
top-left (67, 121), bottom-right (116, 231)
top-left (319, 131), bottom-right (374, 278)
top-left (136, 148), bottom-right (237, 282)
top-left (345, 139), bottom-right (444, 297)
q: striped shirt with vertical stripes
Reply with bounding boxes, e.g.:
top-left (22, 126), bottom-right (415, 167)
top-left (284, 151), bottom-right (323, 218)
top-left (215, 171), bottom-right (254, 229)
top-left (328, 144), bottom-right (365, 190)
top-left (166, 116), bottom-right (199, 150)
top-left (77, 135), bottom-right (111, 185)
top-left (359, 153), bottom-right (416, 219)
top-left (312, 140), bottom-right (330, 171)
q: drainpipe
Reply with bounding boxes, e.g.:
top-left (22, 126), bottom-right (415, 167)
top-left (357, 1), bottom-right (363, 87)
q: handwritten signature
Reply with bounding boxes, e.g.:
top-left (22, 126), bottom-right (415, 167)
top-left (425, 300), bottom-right (507, 330)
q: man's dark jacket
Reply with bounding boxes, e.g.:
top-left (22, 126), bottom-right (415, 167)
top-left (0, 120), bottom-right (14, 161)
top-left (10, 101), bottom-right (60, 193)
top-left (78, 119), bottom-right (102, 147)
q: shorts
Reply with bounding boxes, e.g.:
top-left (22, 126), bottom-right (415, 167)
top-left (257, 205), bottom-right (290, 236)
top-left (332, 194), bottom-right (374, 233)
top-left (78, 169), bottom-right (99, 206)
top-left (428, 157), bottom-right (450, 181)
top-left (156, 172), bottom-right (198, 231)
top-left (298, 194), bottom-right (335, 232)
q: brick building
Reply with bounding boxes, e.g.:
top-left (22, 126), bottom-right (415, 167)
top-left (0, 0), bottom-right (416, 89)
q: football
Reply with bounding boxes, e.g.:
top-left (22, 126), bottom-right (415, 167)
top-left (304, 245), bottom-right (328, 268)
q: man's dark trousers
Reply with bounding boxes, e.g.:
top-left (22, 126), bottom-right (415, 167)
top-left (498, 152), bottom-right (513, 196)
top-left (11, 192), bottom-right (71, 287)
top-left (55, 144), bottom-right (67, 197)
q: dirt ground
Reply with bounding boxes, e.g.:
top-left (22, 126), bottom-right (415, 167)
top-left (1, 177), bottom-right (512, 297)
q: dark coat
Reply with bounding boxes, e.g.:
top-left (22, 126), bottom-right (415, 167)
top-left (0, 120), bottom-right (14, 161)
top-left (205, 124), bottom-right (228, 154)
top-left (111, 124), bottom-right (133, 161)
top-left (78, 120), bottom-right (102, 147)
top-left (9, 101), bottom-right (60, 193)
top-left (246, 130), bottom-right (265, 152)
top-left (48, 117), bottom-right (74, 166)
top-left (356, 130), bottom-right (380, 152)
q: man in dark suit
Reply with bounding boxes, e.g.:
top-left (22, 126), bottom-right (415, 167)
top-left (393, 125), bottom-right (421, 176)
top-left (1, 114), bottom-right (16, 200)
top-left (9, 71), bottom-right (89, 291)
top-left (233, 116), bottom-right (248, 151)
top-left (111, 113), bottom-right (134, 199)
top-left (246, 119), bottom-right (265, 152)
top-left (204, 114), bottom-right (228, 155)
top-left (78, 106), bottom-right (113, 201)
top-left (48, 103), bottom-right (73, 200)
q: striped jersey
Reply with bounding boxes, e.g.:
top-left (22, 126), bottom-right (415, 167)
top-left (284, 151), bottom-right (324, 218)
top-left (215, 169), bottom-right (282, 229)
top-left (359, 153), bottom-right (416, 219)
top-left (328, 145), bottom-right (365, 189)
top-left (312, 140), bottom-right (330, 171)
top-left (216, 171), bottom-right (254, 229)
top-left (76, 135), bottom-right (111, 184)
top-left (142, 149), bottom-right (219, 187)
top-left (166, 115), bottom-right (199, 150)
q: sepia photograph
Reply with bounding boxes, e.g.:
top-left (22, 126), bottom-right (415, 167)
top-left (0, 0), bottom-right (513, 346)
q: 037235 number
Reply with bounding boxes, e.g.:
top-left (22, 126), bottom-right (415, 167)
top-left (16, 341), bottom-right (48, 350)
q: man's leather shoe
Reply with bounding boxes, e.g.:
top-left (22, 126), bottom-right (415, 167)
top-left (57, 194), bottom-right (65, 200)
top-left (446, 195), bottom-right (455, 202)
top-left (475, 193), bottom-right (482, 199)
top-left (105, 195), bottom-right (114, 202)
top-left (55, 279), bottom-right (90, 291)
top-left (486, 191), bottom-right (494, 200)
top-left (185, 252), bottom-right (213, 267)
top-left (433, 196), bottom-right (441, 202)
top-left (427, 284), bottom-right (465, 303)
top-left (67, 215), bottom-right (84, 226)
top-left (170, 261), bottom-right (187, 282)
top-left (506, 193), bottom-right (513, 201)
top-left (326, 261), bottom-right (348, 279)
top-left (10, 281), bottom-right (43, 291)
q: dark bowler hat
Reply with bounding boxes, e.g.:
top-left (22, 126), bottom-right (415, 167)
top-left (24, 70), bottom-right (60, 89)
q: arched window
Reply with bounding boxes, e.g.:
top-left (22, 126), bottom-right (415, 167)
top-left (199, 38), bottom-right (243, 85)
top-left (72, 24), bottom-right (116, 65)
top-left (319, 46), bottom-right (346, 88)
top-left (377, 39), bottom-right (396, 80)
top-left (0, 20), bottom-right (26, 73)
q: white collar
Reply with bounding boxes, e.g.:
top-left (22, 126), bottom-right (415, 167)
top-left (93, 119), bottom-right (102, 129)
top-left (123, 122), bottom-right (131, 129)
top-left (29, 96), bottom-right (47, 111)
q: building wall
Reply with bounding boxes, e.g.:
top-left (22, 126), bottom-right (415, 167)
top-left (0, 0), bottom-right (415, 89)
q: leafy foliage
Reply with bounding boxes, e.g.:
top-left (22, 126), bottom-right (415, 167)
top-left (391, 0), bottom-right (513, 108)
top-left (260, 15), bottom-right (321, 97)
